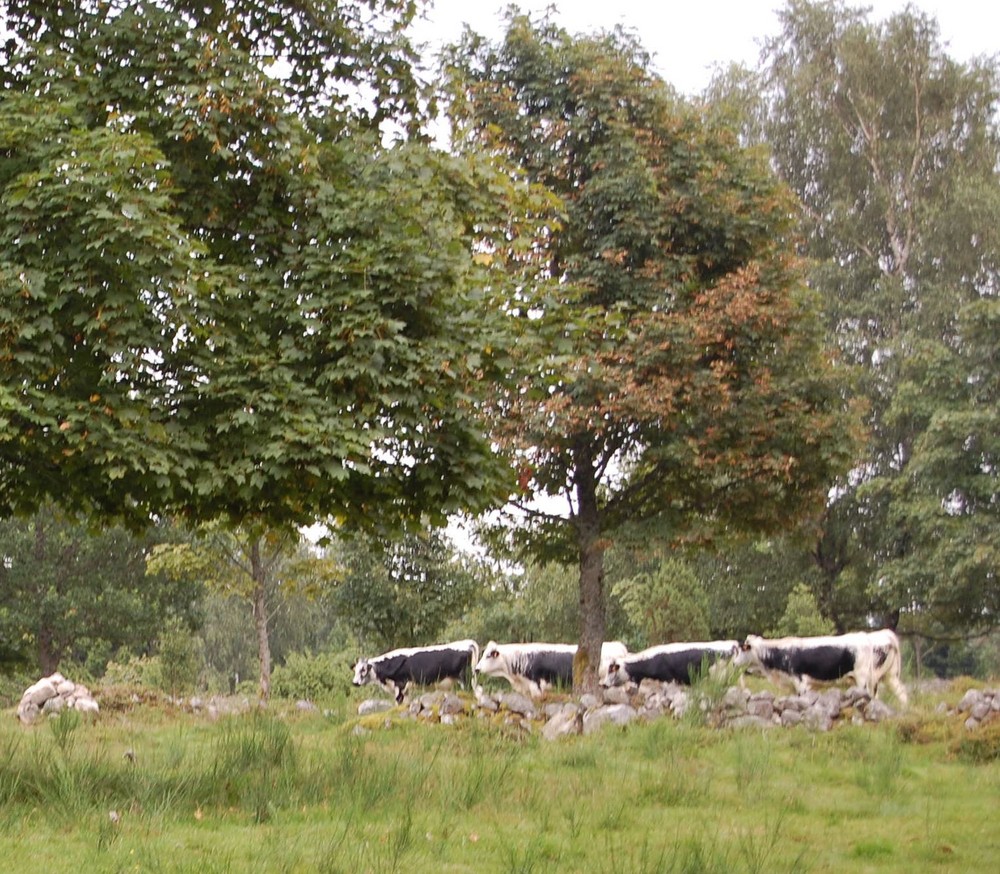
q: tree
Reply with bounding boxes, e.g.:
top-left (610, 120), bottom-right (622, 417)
top-left (445, 14), bottom-right (857, 691)
top-left (331, 529), bottom-right (483, 652)
top-left (147, 523), bottom-right (336, 700)
top-left (0, 508), bottom-right (201, 674)
top-left (715, 1), bottom-right (1000, 640)
top-left (613, 558), bottom-right (711, 649)
top-left (768, 582), bottom-right (836, 638)
top-left (0, 0), bottom-right (527, 534)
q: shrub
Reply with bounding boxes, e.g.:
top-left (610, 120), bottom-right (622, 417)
top-left (950, 718), bottom-right (1000, 764)
top-left (271, 650), bottom-right (354, 701)
top-left (768, 582), bottom-right (835, 638)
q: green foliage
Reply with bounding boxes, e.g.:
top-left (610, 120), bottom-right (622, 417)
top-left (145, 619), bottom-right (204, 698)
top-left (768, 582), bottom-right (836, 638)
top-left (711, 0), bottom-right (1000, 641)
top-left (613, 559), bottom-right (711, 647)
top-left (330, 530), bottom-right (485, 651)
top-left (271, 651), bottom-right (353, 701)
top-left (48, 708), bottom-right (82, 755)
top-left (445, 11), bottom-right (857, 689)
top-left (951, 719), bottom-right (1000, 764)
top-left (0, 0), bottom-right (524, 533)
top-left (0, 508), bottom-right (202, 675)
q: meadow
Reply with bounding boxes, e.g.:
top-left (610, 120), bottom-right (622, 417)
top-left (0, 683), bottom-right (997, 873)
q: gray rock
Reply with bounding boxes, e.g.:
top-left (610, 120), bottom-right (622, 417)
top-left (500, 692), bottom-right (536, 718)
top-left (542, 707), bottom-right (583, 741)
top-left (863, 699), bottom-right (893, 723)
top-left (358, 699), bottom-right (393, 716)
top-left (42, 696), bottom-right (65, 715)
top-left (583, 704), bottom-right (638, 735)
top-left (602, 686), bottom-right (631, 706)
top-left (957, 689), bottom-right (984, 713)
top-left (970, 701), bottom-right (992, 722)
top-left (17, 700), bottom-right (40, 726)
top-left (440, 694), bottom-right (466, 716)
top-left (802, 708), bottom-right (834, 732)
top-left (747, 697), bottom-right (774, 721)
top-left (579, 693), bottom-right (602, 710)
top-left (722, 686), bottom-right (750, 712)
top-left (964, 716), bottom-right (981, 731)
top-left (780, 709), bottom-right (803, 727)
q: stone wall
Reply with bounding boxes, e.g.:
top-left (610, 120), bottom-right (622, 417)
top-left (353, 679), bottom-right (910, 739)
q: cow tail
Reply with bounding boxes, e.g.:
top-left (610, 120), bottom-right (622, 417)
top-left (467, 640), bottom-right (480, 689)
top-left (884, 632), bottom-right (909, 708)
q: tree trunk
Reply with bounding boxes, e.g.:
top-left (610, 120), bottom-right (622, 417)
top-left (249, 538), bottom-right (272, 703)
top-left (37, 626), bottom-right (59, 676)
top-left (574, 447), bottom-right (607, 695)
top-left (33, 514), bottom-right (60, 675)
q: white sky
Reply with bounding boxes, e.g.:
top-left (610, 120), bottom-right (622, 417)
top-left (411, 0), bottom-right (999, 95)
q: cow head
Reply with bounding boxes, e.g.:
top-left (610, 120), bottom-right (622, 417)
top-left (474, 641), bottom-right (505, 677)
top-left (352, 658), bottom-right (375, 686)
top-left (732, 635), bottom-right (763, 669)
top-left (600, 658), bottom-right (626, 688)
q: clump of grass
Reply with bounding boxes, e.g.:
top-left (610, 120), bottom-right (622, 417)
top-left (733, 734), bottom-right (772, 793)
top-left (950, 718), bottom-right (1000, 763)
top-left (853, 729), bottom-right (905, 796)
top-left (208, 713), bottom-right (296, 822)
top-left (49, 708), bottom-right (82, 754)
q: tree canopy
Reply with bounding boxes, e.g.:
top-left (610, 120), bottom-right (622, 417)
top-left (710, 0), bottom-right (1000, 641)
top-left (445, 12), bottom-right (858, 690)
top-left (0, 0), bottom-right (526, 532)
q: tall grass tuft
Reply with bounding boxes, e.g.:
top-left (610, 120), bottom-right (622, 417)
top-left (49, 708), bottom-right (82, 754)
top-left (853, 729), bottom-right (905, 796)
top-left (209, 712), bottom-right (296, 822)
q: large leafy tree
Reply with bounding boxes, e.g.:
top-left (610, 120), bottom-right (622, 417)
top-left (0, 0), bottom-right (524, 533)
top-left (445, 14), bottom-right (857, 691)
top-left (713, 1), bottom-right (1000, 642)
top-left (0, 508), bottom-right (201, 674)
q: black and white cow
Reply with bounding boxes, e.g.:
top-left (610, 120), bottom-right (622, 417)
top-left (733, 630), bottom-right (908, 705)
top-left (474, 641), bottom-right (629, 698)
top-left (352, 639), bottom-right (480, 704)
top-left (600, 641), bottom-right (739, 688)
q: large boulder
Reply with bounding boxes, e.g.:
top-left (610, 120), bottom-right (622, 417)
top-left (17, 673), bottom-right (99, 725)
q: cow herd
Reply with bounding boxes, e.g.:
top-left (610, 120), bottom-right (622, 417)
top-left (351, 629), bottom-right (909, 707)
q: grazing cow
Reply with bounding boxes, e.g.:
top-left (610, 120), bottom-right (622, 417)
top-left (733, 630), bottom-right (908, 705)
top-left (474, 641), bottom-right (629, 698)
top-left (601, 641), bottom-right (739, 688)
top-left (352, 639), bottom-right (479, 704)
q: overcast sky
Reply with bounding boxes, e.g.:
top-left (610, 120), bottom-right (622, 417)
top-left (410, 1), bottom-right (999, 96)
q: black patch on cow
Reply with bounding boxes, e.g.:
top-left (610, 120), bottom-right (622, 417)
top-left (520, 650), bottom-right (574, 688)
top-left (373, 647), bottom-right (474, 702)
top-left (623, 648), bottom-right (724, 685)
top-left (760, 645), bottom-right (856, 683)
top-left (873, 646), bottom-right (889, 669)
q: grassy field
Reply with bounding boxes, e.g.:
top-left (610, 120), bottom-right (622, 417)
top-left (0, 684), bottom-right (997, 873)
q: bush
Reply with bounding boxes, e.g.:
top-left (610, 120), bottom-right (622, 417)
top-left (951, 718), bottom-right (1000, 764)
top-left (613, 558), bottom-right (710, 647)
top-left (768, 582), bottom-right (835, 638)
top-left (271, 650), bottom-right (354, 701)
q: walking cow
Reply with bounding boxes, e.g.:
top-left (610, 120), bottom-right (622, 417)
top-left (733, 629), bottom-right (908, 705)
top-left (601, 641), bottom-right (739, 687)
top-left (352, 639), bottom-right (480, 704)
top-left (475, 641), bottom-right (628, 698)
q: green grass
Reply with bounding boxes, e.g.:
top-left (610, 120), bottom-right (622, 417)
top-left (0, 688), bottom-right (997, 873)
